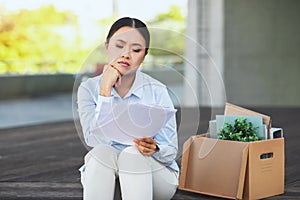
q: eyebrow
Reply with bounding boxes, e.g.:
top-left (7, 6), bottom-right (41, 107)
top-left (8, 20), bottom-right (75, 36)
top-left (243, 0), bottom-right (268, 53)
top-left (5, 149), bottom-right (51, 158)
top-left (115, 39), bottom-right (144, 47)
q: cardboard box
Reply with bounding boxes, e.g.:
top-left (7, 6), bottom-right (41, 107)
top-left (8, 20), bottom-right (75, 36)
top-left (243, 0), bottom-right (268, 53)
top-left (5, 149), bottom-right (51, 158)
top-left (179, 103), bottom-right (285, 199)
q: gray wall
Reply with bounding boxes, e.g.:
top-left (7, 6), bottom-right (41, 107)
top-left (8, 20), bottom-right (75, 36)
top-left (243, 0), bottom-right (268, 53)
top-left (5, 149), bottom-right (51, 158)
top-left (0, 74), bottom-right (75, 100)
top-left (224, 0), bottom-right (300, 106)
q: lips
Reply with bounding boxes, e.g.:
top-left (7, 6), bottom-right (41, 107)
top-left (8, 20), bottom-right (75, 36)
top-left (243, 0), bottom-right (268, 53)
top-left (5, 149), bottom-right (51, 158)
top-left (117, 61), bottom-right (130, 67)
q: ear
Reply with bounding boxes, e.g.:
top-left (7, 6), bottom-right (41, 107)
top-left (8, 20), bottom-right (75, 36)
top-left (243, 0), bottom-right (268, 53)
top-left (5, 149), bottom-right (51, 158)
top-left (105, 42), bottom-right (109, 52)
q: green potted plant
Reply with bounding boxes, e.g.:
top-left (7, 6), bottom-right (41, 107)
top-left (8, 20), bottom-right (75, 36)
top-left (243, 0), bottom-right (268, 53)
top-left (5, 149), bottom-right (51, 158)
top-left (218, 117), bottom-right (262, 142)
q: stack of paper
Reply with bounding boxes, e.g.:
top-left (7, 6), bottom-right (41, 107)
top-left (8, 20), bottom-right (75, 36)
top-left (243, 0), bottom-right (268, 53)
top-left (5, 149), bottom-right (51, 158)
top-left (91, 102), bottom-right (177, 145)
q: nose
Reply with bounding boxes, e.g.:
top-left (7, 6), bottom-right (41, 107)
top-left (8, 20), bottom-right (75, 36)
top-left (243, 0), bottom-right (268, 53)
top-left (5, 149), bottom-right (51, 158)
top-left (121, 53), bottom-right (130, 59)
top-left (121, 47), bottom-right (131, 59)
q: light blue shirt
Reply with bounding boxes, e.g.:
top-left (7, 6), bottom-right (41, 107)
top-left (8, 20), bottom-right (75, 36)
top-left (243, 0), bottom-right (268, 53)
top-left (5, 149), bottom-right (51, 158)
top-left (77, 70), bottom-right (179, 171)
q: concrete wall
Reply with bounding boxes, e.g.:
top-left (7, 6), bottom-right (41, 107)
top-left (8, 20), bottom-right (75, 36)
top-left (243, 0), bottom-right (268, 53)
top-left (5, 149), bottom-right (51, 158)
top-left (224, 0), bottom-right (300, 106)
top-left (0, 74), bottom-right (75, 100)
top-left (0, 69), bottom-right (183, 103)
top-left (184, 0), bottom-right (226, 107)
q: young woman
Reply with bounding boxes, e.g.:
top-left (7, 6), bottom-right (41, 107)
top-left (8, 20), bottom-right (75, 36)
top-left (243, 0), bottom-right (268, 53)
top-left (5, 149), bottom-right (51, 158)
top-left (77, 17), bottom-right (179, 200)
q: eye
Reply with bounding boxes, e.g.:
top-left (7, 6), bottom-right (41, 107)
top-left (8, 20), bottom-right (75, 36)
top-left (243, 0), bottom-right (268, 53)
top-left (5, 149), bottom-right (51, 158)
top-left (116, 44), bottom-right (123, 49)
top-left (132, 49), bottom-right (142, 53)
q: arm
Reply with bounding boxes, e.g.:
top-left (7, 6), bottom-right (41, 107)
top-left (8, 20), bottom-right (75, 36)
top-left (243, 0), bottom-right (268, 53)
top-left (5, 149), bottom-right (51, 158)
top-left (152, 87), bottom-right (178, 165)
top-left (152, 112), bottom-right (178, 166)
top-left (100, 64), bottom-right (122, 96)
top-left (77, 81), bottom-right (113, 147)
top-left (77, 64), bottom-right (121, 147)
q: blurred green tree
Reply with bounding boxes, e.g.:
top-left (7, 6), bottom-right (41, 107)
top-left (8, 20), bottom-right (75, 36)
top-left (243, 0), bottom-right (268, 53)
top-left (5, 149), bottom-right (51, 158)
top-left (147, 5), bottom-right (185, 60)
top-left (0, 5), bottom-right (87, 74)
top-left (0, 4), bottom-right (186, 74)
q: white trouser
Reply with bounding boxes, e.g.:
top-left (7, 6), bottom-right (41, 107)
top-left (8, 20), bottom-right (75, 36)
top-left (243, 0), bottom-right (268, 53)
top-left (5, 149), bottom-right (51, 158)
top-left (80, 144), bottom-right (178, 200)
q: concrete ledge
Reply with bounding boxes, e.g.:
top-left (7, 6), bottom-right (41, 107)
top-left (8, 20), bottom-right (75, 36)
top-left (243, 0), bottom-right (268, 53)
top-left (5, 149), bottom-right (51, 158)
top-left (0, 74), bottom-right (75, 100)
top-left (0, 69), bottom-right (184, 100)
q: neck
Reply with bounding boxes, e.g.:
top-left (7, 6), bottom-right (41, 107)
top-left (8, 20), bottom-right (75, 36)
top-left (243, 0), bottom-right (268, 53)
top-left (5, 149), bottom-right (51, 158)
top-left (115, 72), bottom-right (136, 98)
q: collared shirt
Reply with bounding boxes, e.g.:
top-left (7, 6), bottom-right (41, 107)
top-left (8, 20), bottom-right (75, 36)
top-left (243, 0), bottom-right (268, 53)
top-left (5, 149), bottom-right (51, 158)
top-left (77, 70), bottom-right (179, 171)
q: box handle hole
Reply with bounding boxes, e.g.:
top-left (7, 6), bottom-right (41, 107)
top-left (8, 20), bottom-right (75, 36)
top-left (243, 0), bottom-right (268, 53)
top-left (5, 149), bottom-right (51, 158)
top-left (260, 152), bottom-right (273, 159)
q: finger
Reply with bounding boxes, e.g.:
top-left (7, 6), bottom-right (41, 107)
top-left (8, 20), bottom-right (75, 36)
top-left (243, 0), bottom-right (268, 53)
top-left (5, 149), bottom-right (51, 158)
top-left (110, 64), bottom-right (122, 76)
top-left (103, 65), bottom-right (118, 78)
top-left (140, 141), bottom-right (156, 151)
top-left (134, 140), bottom-right (150, 151)
top-left (137, 144), bottom-right (153, 155)
top-left (139, 140), bottom-right (153, 148)
top-left (115, 74), bottom-right (122, 87)
top-left (140, 137), bottom-right (156, 146)
top-left (103, 64), bottom-right (110, 73)
top-left (133, 138), bottom-right (139, 144)
top-left (134, 138), bottom-right (157, 155)
top-left (109, 65), bottom-right (122, 87)
top-left (136, 144), bottom-right (144, 153)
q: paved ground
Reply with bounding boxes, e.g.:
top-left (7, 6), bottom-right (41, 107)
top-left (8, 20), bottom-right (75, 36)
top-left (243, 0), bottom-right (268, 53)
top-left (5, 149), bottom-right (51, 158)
top-left (0, 95), bottom-right (299, 199)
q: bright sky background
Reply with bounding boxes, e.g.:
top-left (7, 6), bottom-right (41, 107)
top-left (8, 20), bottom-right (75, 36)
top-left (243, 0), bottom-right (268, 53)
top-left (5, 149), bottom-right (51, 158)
top-left (0, 0), bottom-right (187, 21)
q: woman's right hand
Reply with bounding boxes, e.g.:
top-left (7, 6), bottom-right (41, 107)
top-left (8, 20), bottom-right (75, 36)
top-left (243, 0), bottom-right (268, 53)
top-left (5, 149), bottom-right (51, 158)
top-left (100, 64), bottom-right (122, 97)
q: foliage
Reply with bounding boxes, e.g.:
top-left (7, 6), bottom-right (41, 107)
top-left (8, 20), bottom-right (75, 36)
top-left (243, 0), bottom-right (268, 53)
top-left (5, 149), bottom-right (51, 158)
top-left (218, 117), bottom-right (262, 142)
top-left (0, 5), bottom-right (88, 74)
top-left (147, 5), bottom-right (185, 59)
top-left (0, 4), bottom-right (186, 74)
top-left (152, 5), bottom-right (185, 22)
top-left (84, 5), bottom-right (186, 70)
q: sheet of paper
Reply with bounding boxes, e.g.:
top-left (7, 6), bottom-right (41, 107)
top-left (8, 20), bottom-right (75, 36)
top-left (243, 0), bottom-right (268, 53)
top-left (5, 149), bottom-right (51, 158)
top-left (209, 120), bottom-right (218, 139)
top-left (91, 102), bottom-right (177, 145)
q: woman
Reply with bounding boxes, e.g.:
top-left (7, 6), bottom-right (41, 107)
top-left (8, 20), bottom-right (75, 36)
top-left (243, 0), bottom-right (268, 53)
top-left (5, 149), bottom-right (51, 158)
top-left (77, 17), bottom-right (179, 200)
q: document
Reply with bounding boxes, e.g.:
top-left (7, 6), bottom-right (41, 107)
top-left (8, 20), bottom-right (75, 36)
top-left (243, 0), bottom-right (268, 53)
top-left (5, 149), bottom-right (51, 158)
top-left (91, 102), bottom-right (177, 145)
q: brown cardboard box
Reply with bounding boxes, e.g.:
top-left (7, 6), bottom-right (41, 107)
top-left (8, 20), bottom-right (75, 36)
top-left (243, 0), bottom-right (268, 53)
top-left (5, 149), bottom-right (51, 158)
top-left (179, 103), bottom-right (285, 199)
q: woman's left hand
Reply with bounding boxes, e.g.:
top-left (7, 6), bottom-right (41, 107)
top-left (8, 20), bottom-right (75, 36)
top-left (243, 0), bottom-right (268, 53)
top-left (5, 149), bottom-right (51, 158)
top-left (133, 137), bottom-right (157, 156)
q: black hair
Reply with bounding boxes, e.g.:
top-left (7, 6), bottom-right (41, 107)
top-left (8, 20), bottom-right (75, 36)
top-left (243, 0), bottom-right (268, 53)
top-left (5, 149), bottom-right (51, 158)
top-left (106, 17), bottom-right (150, 55)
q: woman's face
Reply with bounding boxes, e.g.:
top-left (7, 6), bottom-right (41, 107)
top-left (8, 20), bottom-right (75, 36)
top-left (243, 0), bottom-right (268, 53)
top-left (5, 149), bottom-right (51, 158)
top-left (106, 26), bottom-right (146, 76)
